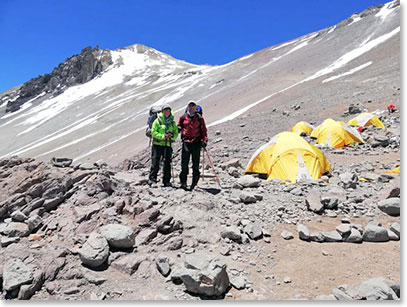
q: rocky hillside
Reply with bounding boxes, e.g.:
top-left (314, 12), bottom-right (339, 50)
top-left (0, 105), bottom-right (400, 300)
top-left (0, 0), bottom-right (400, 301)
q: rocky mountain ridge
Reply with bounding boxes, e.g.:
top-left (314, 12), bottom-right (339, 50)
top-left (2, 46), bottom-right (113, 113)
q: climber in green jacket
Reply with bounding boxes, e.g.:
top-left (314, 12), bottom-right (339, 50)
top-left (148, 104), bottom-right (178, 187)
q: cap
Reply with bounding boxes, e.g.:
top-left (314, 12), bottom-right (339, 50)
top-left (188, 101), bottom-right (197, 107)
top-left (162, 104), bottom-right (171, 111)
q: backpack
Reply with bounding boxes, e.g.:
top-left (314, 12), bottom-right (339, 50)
top-left (145, 106), bottom-right (162, 138)
top-left (184, 105), bottom-right (203, 115)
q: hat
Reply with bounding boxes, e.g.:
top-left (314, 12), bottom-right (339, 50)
top-left (162, 104), bottom-right (171, 111)
top-left (188, 101), bottom-right (197, 107)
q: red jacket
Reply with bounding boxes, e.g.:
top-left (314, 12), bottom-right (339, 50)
top-left (178, 113), bottom-right (208, 143)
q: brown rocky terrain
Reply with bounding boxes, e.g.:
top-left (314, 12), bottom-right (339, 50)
top-left (0, 0), bottom-right (400, 301)
top-left (0, 105), bottom-right (400, 300)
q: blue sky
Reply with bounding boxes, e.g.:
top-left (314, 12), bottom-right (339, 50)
top-left (0, 0), bottom-right (388, 93)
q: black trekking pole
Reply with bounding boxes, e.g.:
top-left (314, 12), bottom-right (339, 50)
top-left (203, 147), bottom-right (222, 188)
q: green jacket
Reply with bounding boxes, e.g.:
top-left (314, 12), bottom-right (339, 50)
top-left (151, 111), bottom-right (178, 146)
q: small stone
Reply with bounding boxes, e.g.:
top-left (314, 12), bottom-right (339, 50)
top-left (281, 231), bottom-right (294, 240)
top-left (283, 276), bottom-right (292, 283)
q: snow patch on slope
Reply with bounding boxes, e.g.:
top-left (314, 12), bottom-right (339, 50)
top-left (322, 62), bottom-right (372, 83)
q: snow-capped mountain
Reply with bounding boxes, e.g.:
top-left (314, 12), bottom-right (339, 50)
top-left (0, 0), bottom-right (400, 166)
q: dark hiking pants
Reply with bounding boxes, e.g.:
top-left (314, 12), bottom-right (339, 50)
top-left (179, 141), bottom-right (201, 187)
top-left (149, 145), bottom-right (173, 185)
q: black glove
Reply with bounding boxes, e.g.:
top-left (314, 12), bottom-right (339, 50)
top-left (201, 141), bottom-right (207, 148)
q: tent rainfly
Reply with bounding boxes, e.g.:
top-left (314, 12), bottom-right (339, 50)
top-left (244, 131), bottom-right (331, 184)
top-left (311, 118), bottom-right (364, 149)
top-left (291, 121), bottom-right (314, 135)
top-left (348, 112), bottom-right (385, 129)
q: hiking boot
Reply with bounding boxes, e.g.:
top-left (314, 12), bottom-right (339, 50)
top-left (163, 182), bottom-right (173, 188)
top-left (180, 183), bottom-right (188, 190)
top-left (148, 180), bottom-right (158, 188)
top-left (190, 184), bottom-right (196, 191)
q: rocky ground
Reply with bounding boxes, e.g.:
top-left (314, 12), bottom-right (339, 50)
top-left (0, 104), bottom-right (400, 300)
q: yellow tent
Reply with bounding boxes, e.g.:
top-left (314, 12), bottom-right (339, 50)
top-left (244, 131), bottom-right (331, 184)
top-left (348, 112), bottom-right (385, 129)
top-left (291, 121), bottom-right (314, 135)
top-left (311, 118), bottom-right (364, 149)
top-left (385, 166), bottom-right (400, 175)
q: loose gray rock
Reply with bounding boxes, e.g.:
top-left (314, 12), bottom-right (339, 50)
top-left (321, 231), bottom-right (343, 242)
top-left (296, 224), bottom-right (310, 241)
top-left (339, 173), bottom-right (358, 189)
top-left (390, 222), bottom-right (400, 238)
top-left (244, 222), bottom-right (263, 240)
top-left (175, 253), bottom-right (230, 297)
top-left (4, 222), bottom-right (30, 237)
top-left (18, 269), bottom-right (45, 300)
top-left (156, 257), bottom-right (171, 277)
top-left (237, 175), bottom-right (261, 188)
top-left (27, 215), bottom-right (43, 232)
top-left (387, 229), bottom-right (399, 241)
top-left (239, 191), bottom-right (257, 204)
top-left (221, 226), bottom-right (242, 243)
top-left (309, 232), bottom-right (324, 242)
top-left (377, 198), bottom-right (400, 216)
top-left (281, 231), bottom-right (294, 240)
top-left (167, 237), bottom-right (183, 250)
top-left (321, 196), bottom-right (339, 210)
top-left (290, 187), bottom-right (303, 196)
top-left (305, 193), bottom-right (324, 213)
top-left (343, 228), bottom-right (363, 243)
top-left (3, 258), bottom-right (34, 291)
top-left (1, 237), bottom-right (20, 247)
top-left (99, 224), bottom-right (135, 249)
top-left (332, 287), bottom-right (353, 300)
top-left (10, 210), bottom-right (28, 222)
top-left (336, 224), bottom-right (352, 236)
top-left (79, 233), bottom-right (109, 268)
top-left (230, 275), bottom-right (246, 290)
top-left (136, 228), bottom-right (158, 246)
top-left (110, 254), bottom-right (145, 275)
top-left (362, 224), bottom-right (389, 242)
top-left (358, 277), bottom-right (398, 300)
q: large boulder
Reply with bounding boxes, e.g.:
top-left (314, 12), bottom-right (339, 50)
top-left (358, 277), bottom-right (399, 300)
top-left (362, 224), bottom-right (389, 242)
top-left (2, 258), bottom-right (34, 291)
top-left (99, 224), bottom-right (136, 249)
top-left (79, 233), bottom-right (109, 267)
top-left (173, 254), bottom-right (230, 297)
top-left (377, 198), bottom-right (400, 216)
top-left (305, 192), bottom-right (324, 213)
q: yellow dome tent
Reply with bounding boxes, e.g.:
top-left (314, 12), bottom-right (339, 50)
top-left (311, 118), bottom-right (364, 149)
top-left (291, 121), bottom-right (314, 135)
top-left (385, 166), bottom-right (400, 175)
top-left (348, 112), bottom-right (385, 129)
top-left (244, 131), bottom-right (331, 184)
